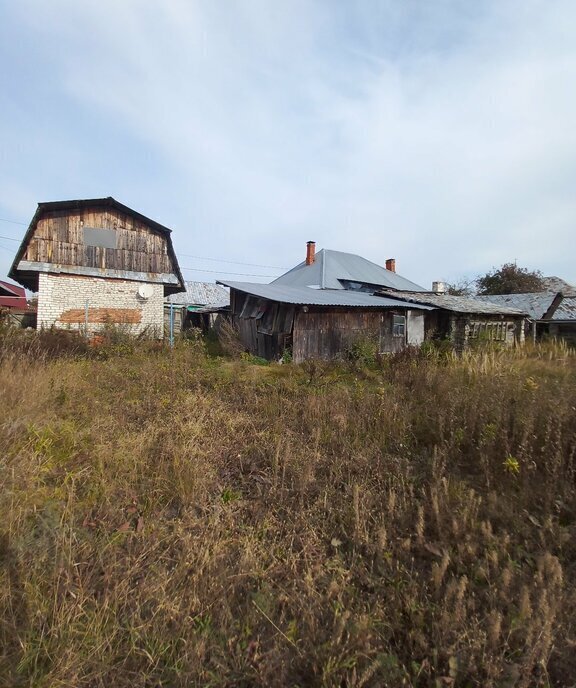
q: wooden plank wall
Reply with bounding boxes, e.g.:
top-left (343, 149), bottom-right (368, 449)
top-left (24, 208), bottom-right (174, 275)
top-left (292, 309), bottom-right (403, 363)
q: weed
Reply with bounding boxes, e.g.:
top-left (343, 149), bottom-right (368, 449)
top-left (0, 341), bottom-right (575, 686)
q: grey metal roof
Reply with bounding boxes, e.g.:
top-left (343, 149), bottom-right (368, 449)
top-left (550, 296), bottom-right (576, 321)
top-left (541, 276), bottom-right (576, 296)
top-left (474, 292), bottom-right (557, 319)
top-left (379, 290), bottom-right (527, 315)
top-left (166, 281), bottom-right (230, 307)
top-left (218, 281), bottom-right (434, 309)
top-left (272, 249), bottom-right (426, 292)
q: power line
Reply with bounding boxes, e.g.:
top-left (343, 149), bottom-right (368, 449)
top-left (177, 251), bottom-right (288, 270)
top-left (180, 265), bottom-right (278, 278)
top-left (0, 217), bottom-right (27, 226)
top-left (0, 220), bottom-right (288, 274)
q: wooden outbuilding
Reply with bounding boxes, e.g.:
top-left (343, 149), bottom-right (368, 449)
top-left (219, 281), bottom-right (433, 362)
top-left (9, 197), bottom-right (185, 337)
top-left (378, 290), bottom-right (527, 350)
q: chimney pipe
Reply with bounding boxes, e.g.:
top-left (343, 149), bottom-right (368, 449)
top-left (385, 258), bottom-right (396, 273)
top-left (306, 241), bottom-right (316, 265)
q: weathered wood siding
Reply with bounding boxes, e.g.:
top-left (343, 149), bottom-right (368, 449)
top-left (292, 309), bottom-right (405, 363)
top-left (23, 208), bottom-right (175, 275)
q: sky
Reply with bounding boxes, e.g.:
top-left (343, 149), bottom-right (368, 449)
top-left (1, 0), bottom-right (575, 289)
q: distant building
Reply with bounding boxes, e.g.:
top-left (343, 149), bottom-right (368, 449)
top-left (9, 197), bottom-right (184, 337)
top-left (476, 290), bottom-right (576, 347)
top-left (0, 279), bottom-right (34, 327)
top-left (164, 281), bottom-right (229, 334)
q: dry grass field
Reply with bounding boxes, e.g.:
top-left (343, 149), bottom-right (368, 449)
top-left (1, 330), bottom-right (575, 687)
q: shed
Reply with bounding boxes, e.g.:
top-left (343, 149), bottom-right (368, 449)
top-left (218, 281), bottom-right (433, 362)
top-left (165, 281), bottom-right (229, 334)
top-left (9, 197), bottom-right (185, 337)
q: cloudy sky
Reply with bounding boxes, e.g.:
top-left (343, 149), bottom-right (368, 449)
top-left (1, 0), bottom-right (575, 288)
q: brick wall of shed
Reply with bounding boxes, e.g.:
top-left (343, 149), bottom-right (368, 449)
top-left (37, 273), bottom-right (164, 336)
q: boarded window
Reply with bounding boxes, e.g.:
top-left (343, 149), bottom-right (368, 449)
top-left (83, 227), bottom-right (117, 249)
top-left (393, 314), bottom-right (406, 337)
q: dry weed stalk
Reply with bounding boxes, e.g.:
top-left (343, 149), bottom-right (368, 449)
top-left (0, 340), bottom-right (575, 686)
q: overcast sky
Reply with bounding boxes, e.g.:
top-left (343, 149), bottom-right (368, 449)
top-left (1, 0), bottom-right (575, 289)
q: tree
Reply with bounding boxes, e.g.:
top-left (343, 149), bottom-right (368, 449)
top-left (475, 263), bottom-right (544, 295)
top-left (445, 277), bottom-right (475, 296)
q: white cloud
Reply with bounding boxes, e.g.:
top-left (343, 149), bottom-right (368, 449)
top-left (1, 0), bottom-right (575, 286)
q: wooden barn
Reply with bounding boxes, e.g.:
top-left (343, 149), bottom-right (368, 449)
top-left (9, 198), bottom-right (185, 337)
top-left (219, 281), bottom-right (433, 362)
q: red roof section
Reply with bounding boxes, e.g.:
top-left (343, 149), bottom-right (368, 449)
top-left (0, 279), bottom-right (28, 309)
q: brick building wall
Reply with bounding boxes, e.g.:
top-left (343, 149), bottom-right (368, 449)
top-left (37, 273), bottom-right (164, 336)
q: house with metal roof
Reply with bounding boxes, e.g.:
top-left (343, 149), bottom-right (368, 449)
top-left (0, 279), bottom-right (35, 327)
top-left (378, 289), bottom-right (528, 350)
top-left (218, 242), bottom-right (432, 362)
top-left (475, 290), bottom-right (576, 346)
top-left (272, 242), bottom-right (426, 292)
top-left (9, 198), bottom-right (185, 337)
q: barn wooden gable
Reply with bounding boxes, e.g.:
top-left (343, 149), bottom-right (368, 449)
top-left (9, 198), bottom-right (185, 295)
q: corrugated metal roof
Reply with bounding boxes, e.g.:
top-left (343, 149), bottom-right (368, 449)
top-left (550, 296), bottom-right (576, 321)
top-left (379, 290), bottom-right (527, 315)
top-left (272, 249), bottom-right (426, 291)
top-left (218, 280), bottom-right (434, 309)
top-left (474, 292), bottom-right (556, 319)
top-left (0, 279), bottom-right (28, 309)
top-left (166, 281), bottom-right (230, 307)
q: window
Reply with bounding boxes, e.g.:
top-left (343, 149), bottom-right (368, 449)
top-left (393, 314), bottom-right (406, 337)
top-left (83, 227), bottom-right (117, 249)
top-left (468, 320), bottom-right (510, 342)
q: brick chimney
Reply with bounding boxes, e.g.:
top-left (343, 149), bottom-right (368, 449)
top-left (306, 241), bottom-right (316, 265)
top-left (385, 258), bottom-right (396, 273)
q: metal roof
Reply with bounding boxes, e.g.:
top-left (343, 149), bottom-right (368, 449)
top-left (473, 292), bottom-right (556, 320)
top-left (541, 276), bottom-right (576, 296)
top-left (272, 249), bottom-right (426, 292)
top-left (218, 280), bottom-right (434, 309)
top-left (166, 281), bottom-right (229, 308)
top-left (550, 296), bottom-right (576, 321)
top-left (0, 279), bottom-right (28, 309)
top-left (379, 290), bottom-right (527, 315)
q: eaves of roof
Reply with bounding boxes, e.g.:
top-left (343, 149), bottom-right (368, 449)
top-left (9, 197), bottom-right (185, 292)
top-left (218, 280), bottom-right (434, 309)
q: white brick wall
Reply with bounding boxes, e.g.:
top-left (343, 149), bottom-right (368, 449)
top-left (37, 272), bottom-right (164, 337)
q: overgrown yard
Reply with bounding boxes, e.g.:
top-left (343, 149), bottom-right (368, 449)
top-left (1, 335), bottom-right (575, 687)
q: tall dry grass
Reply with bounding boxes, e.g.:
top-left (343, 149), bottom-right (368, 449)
top-left (0, 337), bottom-right (575, 686)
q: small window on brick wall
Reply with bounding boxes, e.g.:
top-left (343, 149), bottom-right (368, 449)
top-left (83, 227), bottom-right (117, 249)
